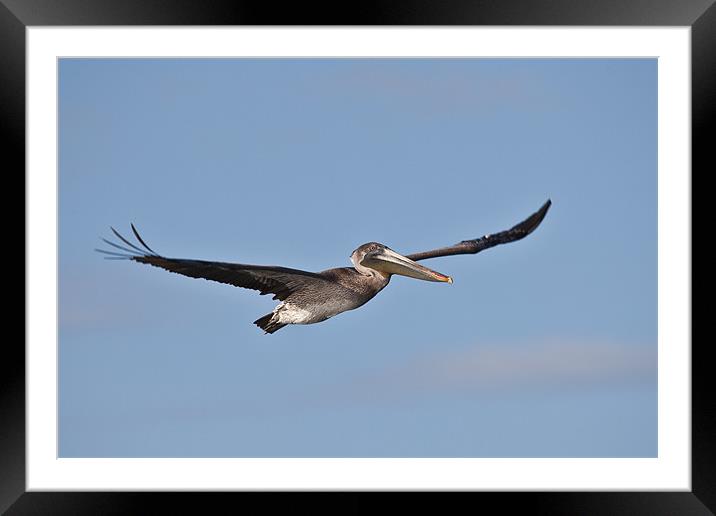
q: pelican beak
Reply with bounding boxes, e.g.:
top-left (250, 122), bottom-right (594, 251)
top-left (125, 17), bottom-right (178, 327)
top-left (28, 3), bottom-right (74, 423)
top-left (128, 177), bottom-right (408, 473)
top-left (361, 247), bottom-right (453, 283)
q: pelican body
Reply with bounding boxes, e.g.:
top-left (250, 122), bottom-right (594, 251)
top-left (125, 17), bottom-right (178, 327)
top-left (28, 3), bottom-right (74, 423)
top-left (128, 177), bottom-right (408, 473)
top-left (97, 200), bottom-right (551, 334)
top-left (253, 242), bottom-right (453, 333)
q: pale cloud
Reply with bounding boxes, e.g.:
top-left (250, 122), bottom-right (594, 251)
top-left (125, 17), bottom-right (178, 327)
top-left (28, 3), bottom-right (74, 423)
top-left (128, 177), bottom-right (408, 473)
top-left (305, 63), bottom-right (558, 116)
top-left (59, 268), bottom-right (153, 331)
top-left (411, 339), bottom-right (655, 389)
top-left (107, 338), bottom-right (657, 424)
top-left (314, 338), bottom-right (657, 407)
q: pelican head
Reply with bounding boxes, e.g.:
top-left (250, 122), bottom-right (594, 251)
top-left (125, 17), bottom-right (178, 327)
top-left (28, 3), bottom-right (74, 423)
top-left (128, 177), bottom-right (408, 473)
top-left (350, 242), bottom-right (453, 283)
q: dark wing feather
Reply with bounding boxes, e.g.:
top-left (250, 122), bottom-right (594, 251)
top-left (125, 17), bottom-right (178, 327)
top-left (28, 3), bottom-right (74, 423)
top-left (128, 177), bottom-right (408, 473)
top-left (406, 199), bottom-right (551, 262)
top-left (96, 226), bottom-right (331, 301)
top-left (134, 257), bottom-right (329, 301)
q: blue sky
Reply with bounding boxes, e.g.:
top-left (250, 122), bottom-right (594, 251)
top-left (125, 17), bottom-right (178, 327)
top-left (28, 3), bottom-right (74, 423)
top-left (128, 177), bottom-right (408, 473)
top-left (59, 58), bottom-right (657, 457)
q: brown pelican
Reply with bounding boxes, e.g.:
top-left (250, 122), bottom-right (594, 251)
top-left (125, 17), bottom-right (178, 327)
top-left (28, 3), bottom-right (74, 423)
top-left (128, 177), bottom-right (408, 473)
top-left (97, 200), bottom-right (551, 333)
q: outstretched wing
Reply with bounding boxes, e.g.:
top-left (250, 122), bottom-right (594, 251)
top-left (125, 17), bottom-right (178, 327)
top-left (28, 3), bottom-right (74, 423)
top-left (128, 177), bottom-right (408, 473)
top-left (96, 225), bottom-right (332, 301)
top-left (406, 199), bottom-right (551, 262)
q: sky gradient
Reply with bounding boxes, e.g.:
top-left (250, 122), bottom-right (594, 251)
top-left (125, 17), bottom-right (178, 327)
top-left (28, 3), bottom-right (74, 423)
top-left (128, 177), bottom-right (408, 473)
top-left (59, 58), bottom-right (657, 457)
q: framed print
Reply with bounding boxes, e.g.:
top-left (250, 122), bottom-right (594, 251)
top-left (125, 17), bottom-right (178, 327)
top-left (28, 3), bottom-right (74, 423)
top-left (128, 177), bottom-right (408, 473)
top-left (7, 1), bottom-right (709, 514)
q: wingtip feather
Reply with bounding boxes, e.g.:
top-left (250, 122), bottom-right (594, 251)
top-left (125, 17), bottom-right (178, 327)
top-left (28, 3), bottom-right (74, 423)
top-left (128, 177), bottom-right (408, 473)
top-left (130, 223), bottom-right (159, 256)
top-left (516, 198), bottom-right (552, 235)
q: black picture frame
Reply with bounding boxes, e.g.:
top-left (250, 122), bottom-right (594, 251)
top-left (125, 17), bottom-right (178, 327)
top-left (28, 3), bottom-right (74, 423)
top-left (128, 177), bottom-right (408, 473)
top-left (6, 1), bottom-right (709, 514)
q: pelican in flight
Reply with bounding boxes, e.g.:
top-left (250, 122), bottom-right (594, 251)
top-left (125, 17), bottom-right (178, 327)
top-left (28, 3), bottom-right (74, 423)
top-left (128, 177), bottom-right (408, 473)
top-left (97, 200), bottom-right (551, 333)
